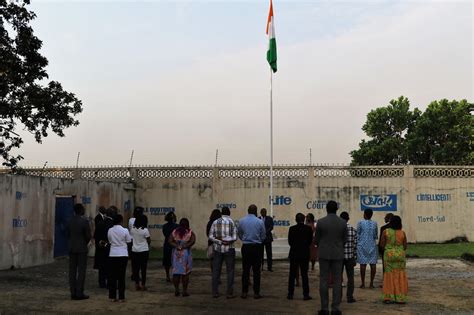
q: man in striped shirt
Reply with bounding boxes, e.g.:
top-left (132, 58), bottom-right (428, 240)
top-left (209, 206), bottom-right (237, 298)
top-left (340, 211), bottom-right (357, 303)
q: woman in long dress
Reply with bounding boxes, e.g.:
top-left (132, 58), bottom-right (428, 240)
top-left (357, 209), bottom-right (378, 288)
top-left (306, 213), bottom-right (318, 271)
top-left (380, 215), bottom-right (408, 304)
top-left (169, 218), bottom-right (196, 297)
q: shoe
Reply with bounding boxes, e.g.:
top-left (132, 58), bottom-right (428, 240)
top-left (303, 295), bottom-right (312, 301)
top-left (226, 295), bottom-right (236, 299)
top-left (175, 291), bottom-right (180, 297)
top-left (268, 269), bottom-right (273, 272)
top-left (240, 293), bottom-right (248, 299)
top-left (73, 295), bottom-right (89, 300)
top-left (136, 284), bottom-right (142, 291)
top-left (318, 311), bottom-right (329, 315)
top-left (254, 294), bottom-right (263, 299)
top-left (347, 298), bottom-right (356, 303)
top-left (342, 283), bottom-right (346, 287)
top-left (182, 292), bottom-right (190, 297)
top-left (141, 285), bottom-right (148, 291)
top-left (118, 299), bottom-right (125, 303)
top-left (330, 311), bottom-right (342, 315)
top-left (70, 295), bottom-right (76, 300)
top-left (213, 294), bottom-right (220, 298)
top-left (287, 294), bottom-right (293, 300)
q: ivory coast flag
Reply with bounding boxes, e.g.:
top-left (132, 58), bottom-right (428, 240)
top-left (266, 0), bottom-right (277, 73)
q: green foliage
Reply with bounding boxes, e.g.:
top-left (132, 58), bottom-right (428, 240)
top-left (0, 0), bottom-right (82, 168)
top-left (351, 96), bottom-right (473, 165)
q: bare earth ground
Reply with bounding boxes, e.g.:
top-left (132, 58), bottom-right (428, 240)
top-left (0, 258), bottom-right (473, 314)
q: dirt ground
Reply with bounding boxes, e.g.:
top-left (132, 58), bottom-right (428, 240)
top-left (0, 258), bottom-right (473, 314)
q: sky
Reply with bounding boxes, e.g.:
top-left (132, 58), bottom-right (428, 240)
top-left (14, 0), bottom-right (474, 167)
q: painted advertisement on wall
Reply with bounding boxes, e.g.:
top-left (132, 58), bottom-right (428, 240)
top-left (360, 194), bottom-right (397, 211)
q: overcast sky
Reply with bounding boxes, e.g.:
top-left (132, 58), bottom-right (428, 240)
top-left (16, 0), bottom-right (473, 167)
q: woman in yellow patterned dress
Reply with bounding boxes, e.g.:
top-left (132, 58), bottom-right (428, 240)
top-left (380, 215), bottom-right (408, 304)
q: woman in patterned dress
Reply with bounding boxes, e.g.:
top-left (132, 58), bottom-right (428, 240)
top-left (169, 218), bottom-right (196, 297)
top-left (380, 215), bottom-right (408, 304)
top-left (357, 209), bottom-right (378, 288)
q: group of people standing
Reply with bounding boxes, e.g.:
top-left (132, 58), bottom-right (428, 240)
top-left (68, 205), bottom-right (152, 302)
top-left (68, 201), bottom-right (408, 314)
top-left (287, 203), bottom-right (408, 315)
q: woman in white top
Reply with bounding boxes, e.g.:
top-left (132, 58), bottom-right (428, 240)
top-left (107, 214), bottom-right (131, 302)
top-left (130, 214), bottom-right (151, 290)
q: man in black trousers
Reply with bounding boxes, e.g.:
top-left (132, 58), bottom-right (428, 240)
top-left (287, 213), bottom-right (313, 300)
top-left (315, 200), bottom-right (347, 315)
top-left (68, 203), bottom-right (91, 300)
top-left (259, 208), bottom-right (274, 272)
top-left (93, 206), bottom-right (112, 288)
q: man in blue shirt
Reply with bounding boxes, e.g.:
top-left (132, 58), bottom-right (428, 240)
top-left (238, 204), bottom-right (266, 299)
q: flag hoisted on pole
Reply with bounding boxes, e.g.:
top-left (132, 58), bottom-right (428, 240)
top-left (266, 0), bottom-right (277, 73)
top-left (266, 0), bottom-right (277, 218)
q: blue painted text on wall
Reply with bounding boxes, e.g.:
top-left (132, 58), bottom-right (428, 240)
top-left (417, 216), bottom-right (446, 223)
top-left (416, 194), bottom-right (451, 201)
top-left (360, 194), bottom-right (397, 211)
top-left (147, 207), bottom-right (175, 215)
top-left (467, 192), bottom-right (474, 202)
top-left (216, 203), bottom-right (236, 209)
top-left (274, 220), bottom-right (291, 227)
top-left (12, 217), bottom-right (28, 228)
top-left (270, 196), bottom-right (292, 206)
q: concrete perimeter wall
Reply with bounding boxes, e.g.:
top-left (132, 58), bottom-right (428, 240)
top-left (1, 165), bottom-right (472, 268)
top-left (133, 166), bottom-right (474, 249)
top-left (0, 174), bottom-right (134, 270)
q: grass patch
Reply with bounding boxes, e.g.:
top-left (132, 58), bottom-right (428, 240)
top-left (407, 242), bottom-right (474, 258)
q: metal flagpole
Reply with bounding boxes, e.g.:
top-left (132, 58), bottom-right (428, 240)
top-left (270, 69), bottom-right (274, 218)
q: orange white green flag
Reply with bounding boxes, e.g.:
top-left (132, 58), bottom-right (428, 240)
top-left (266, 0), bottom-right (277, 73)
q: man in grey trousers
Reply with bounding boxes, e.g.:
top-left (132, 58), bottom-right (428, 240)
top-left (315, 200), bottom-right (348, 315)
top-left (68, 203), bottom-right (91, 300)
top-left (208, 206), bottom-right (237, 298)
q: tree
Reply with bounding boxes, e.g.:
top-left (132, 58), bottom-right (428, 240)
top-left (406, 99), bottom-right (473, 165)
top-left (0, 0), bottom-right (82, 168)
top-left (350, 97), bottom-right (473, 165)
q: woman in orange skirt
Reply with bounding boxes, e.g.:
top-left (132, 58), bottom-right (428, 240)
top-left (380, 215), bottom-right (408, 304)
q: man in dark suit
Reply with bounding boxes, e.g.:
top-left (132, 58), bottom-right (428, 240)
top-left (315, 200), bottom-right (347, 315)
top-left (259, 208), bottom-right (274, 271)
top-left (287, 213), bottom-right (313, 300)
top-left (93, 206), bottom-right (112, 288)
top-left (68, 203), bottom-right (92, 300)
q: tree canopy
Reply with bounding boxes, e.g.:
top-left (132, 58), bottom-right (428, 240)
top-left (350, 96), bottom-right (473, 165)
top-left (0, 0), bottom-right (82, 168)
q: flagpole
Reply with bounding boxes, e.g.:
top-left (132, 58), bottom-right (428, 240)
top-left (270, 68), bottom-right (274, 218)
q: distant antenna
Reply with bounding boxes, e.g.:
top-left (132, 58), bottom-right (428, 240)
top-left (76, 152), bottom-right (80, 169)
top-left (215, 149), bottom-right (219, 166)
top-left (129, 150), bottom-right (134, 167)
top-left (41, 161), bottom-right (48, 176)
top-left (309, 148), bottom-right (312, 165)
